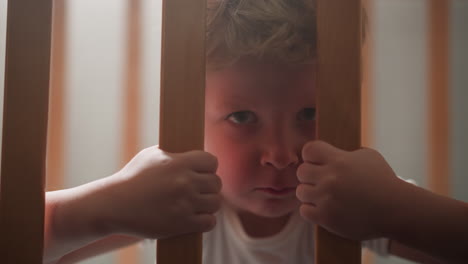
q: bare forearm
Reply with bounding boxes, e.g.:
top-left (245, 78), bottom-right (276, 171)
top-left (383, 179), bottom-right (468, 263)
top-left (44, 177), bottom-right (117, 262)
top-left (56, 235), bottom-right (142, 264)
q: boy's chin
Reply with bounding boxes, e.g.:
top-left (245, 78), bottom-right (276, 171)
top-left (255, 210), bottom-right (294, 218)
top-left (251, 202), bottom-right (300, 218)
top-left (225, 196), bottom-right (300, 218)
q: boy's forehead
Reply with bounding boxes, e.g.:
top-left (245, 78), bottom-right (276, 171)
top-left (206, 62), bottom-right (315, 105)
top-left (206, 63), bottom-right (316, 98)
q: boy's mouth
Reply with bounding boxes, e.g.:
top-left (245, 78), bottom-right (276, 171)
top-left (255, 187), bottom-right (296, 196)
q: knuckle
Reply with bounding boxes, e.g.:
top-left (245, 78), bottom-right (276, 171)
top-left (297, 163), bottom-right (313, 182)
top-left (360, 147), bottom-right (378, 157)
top-left (187, 150), bottom-right (203, 157)
top-left (206, 152), bottom-right (218, 164)
top-left (296, 164), bottom-right (306, 181)
top-left (193, 150), bottom-right (210, 160)
top-left (191, 151), bottom-right (218, 171)
top-left (310, 140), bottom-right (327, 152)
top-left (296, 184), bottom-right (305, 200)
top-left (299, 204), bottom-right (315, 221)
top-left (204, 153), bottom-right (218, 171)
top-left (302, 141), bottom-right (315, 157)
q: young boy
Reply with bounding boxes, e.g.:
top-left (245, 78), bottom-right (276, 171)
top-left (43, 0), bottom-right (468, 263)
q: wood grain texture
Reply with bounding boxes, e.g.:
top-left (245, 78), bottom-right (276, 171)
top-left (428, 0), bottom-right (450, 196)
top-left (315, 0), bottom-right (362, 263)
top-left (361, 0), bottom-right (374, 149)
top-left (361, 1), bottom-right (375, 263)
top-left (0, 0), bottom-right (53, 263)
top-left (46, 0), bottom-right (67, 192)
top-left (156, 0), bottom-right (206, 263)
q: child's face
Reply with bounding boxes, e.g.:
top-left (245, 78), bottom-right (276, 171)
top-left (205, 62), bottom-right (316, 218)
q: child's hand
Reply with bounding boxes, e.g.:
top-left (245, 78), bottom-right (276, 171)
top-left (296, 141), bottom-right (403, 241)
top-left (99, 146), bottom-right (222, 239)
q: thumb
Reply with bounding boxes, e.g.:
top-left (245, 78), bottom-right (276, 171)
top-left (302, 140), bottom-right (343, 165)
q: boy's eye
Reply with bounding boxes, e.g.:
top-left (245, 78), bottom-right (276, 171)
top-left (226, 111), bottom-right (257, 124)
top-left (298, 108), bottom-right (316, 121)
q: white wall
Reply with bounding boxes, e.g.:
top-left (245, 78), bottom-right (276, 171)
top-left (450, 0), bottom-right (468, 203)
top-left (373, 1), bottom-right (428, 263)
top-left (64, 1), bottom-right (125, 262)
top-left (64, 0), bottom-right (161, 263)
top-left (373, 0), bottom-right (429, 189)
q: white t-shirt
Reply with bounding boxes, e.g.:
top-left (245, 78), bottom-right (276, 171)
top-left (201, 204), bottom-right (388, 264)
top-left (148, 204), bottom-right (388, 264)
top-left (147, 177), bottom-right (417, 263)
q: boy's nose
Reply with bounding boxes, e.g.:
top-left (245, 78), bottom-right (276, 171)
top-left (261, 152), bottom-right (299, 170)
top-left (260, 138), bottom-right (299, 170)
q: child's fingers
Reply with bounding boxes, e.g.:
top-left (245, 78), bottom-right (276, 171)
top-left (194, 193), bottom-right (222, 214)
top-left (194, 173), bottom-right (222, 194)
top-left (297, 162), bottom-right (323, 184)
top-left (299, 203), bottom-right (318, 223)
top-left (180, 150), bottom-right (218, 173)
top-left (296, 183), bottom-right (325, 204)
top-left (302, 140), bottom-right (341, 165)
top-left (190, 214), bottom-right (217, 233)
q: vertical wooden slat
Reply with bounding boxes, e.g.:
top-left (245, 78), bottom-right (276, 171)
top-left (0, 0), bottom-right (53, 263)
top-left (156, 0), bottom-right (206, 263)
top-left (315, 0), bottom-right (362, 263)
top-left (428, 0), bottom-right (450, 196)
top-left (122, 0), bottom-right (141, 164)
top-left (361, 1), bottom-right (375, 263)
top-left (361, 0), bottom-right (374, 149)
top-left (119, 0), bottom-right (142, 263)
top-left (46, 0), bottom-right (67, 192)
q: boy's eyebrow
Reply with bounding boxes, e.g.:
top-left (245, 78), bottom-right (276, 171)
top-left (217, 98), bottom-right (252, 109)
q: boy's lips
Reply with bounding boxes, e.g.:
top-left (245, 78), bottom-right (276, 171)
top-left (255, 187), bottom-right (296, 196)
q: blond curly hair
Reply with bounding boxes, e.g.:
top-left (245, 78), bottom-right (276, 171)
top-left (206, 0), bottom-right (317, 70)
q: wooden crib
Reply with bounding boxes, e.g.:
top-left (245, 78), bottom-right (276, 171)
top-left (0, 0), bottom-right (449, 263)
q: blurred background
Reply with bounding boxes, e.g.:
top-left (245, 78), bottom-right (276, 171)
top-left (0, 0), bottom-right (466, 263)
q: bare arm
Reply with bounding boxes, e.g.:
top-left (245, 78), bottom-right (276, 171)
top-left (296, 143), bottom-right (468, 263)
top-left (44, 177), bottom-right (126, 263)
top-left (384, 179), bottom-right (468, 264)
top-left (43, 147), bottom-right (221, 263)
top-left (54, 235), bottom-right (142, 264)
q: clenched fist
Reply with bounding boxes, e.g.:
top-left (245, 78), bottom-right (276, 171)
top-left (97, 146), bottom-right (223, 239)
top-left (296, 141), bottom-right (403, 240)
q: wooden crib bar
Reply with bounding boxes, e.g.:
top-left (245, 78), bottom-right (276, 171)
top-left (0, 0), bottom-right (53, 263)
top-left (156, 0), bottom-right (207, 263)
top-left (315, 0), bottom-right (362, 263)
